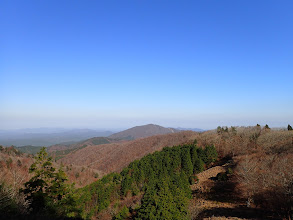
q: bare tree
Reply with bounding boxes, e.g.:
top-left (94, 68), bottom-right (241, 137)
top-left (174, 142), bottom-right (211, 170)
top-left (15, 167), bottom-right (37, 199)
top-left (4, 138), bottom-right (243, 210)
top-left (236, 155), bottom-right (260, 207)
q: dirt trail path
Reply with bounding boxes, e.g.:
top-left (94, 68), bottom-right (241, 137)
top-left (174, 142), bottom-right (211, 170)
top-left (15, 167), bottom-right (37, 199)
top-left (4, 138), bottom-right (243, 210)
top-left (190, 163), bottom-right (278, 220)
top-left (190, 165), bottom-right (249, 220)
top-left (191, 166), bottom-right (226, 192)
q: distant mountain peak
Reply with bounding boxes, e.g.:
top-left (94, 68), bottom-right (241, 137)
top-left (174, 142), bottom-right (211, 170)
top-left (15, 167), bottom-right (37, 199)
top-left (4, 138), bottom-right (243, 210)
top-left (109, 124), bottom-right (178, 140)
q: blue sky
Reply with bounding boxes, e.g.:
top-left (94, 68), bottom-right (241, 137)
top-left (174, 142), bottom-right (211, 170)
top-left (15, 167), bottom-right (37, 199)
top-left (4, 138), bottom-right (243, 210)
top-left (1, 0), bottom-right (292, 129)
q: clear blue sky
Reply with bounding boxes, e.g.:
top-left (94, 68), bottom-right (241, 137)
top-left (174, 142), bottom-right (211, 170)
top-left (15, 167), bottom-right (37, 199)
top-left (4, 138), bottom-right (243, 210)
top-left (1, 0), bottom-right (292, 129)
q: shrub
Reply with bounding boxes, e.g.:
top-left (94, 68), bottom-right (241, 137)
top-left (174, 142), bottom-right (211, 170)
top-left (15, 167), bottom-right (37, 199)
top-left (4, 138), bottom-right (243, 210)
top-left (189, 176), bottom-right (195, 185)
top-left (226, 168), bottom-right (233, 175)
top-left (216, 172), bottom-right (228, 181)
top-left (114, 206), bottom-right (129, 220)
top-left (75, 172), bottom-right (80, 178)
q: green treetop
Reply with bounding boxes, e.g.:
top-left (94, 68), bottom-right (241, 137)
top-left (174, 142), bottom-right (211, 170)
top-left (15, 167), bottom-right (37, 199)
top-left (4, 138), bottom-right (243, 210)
top-left (22, 147), bottom-right (80, 218)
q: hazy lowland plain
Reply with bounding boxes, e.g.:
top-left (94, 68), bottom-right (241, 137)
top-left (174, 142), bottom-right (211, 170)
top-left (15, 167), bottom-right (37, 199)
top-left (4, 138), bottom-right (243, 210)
top-left (1, 124), bottom-right (293, 219)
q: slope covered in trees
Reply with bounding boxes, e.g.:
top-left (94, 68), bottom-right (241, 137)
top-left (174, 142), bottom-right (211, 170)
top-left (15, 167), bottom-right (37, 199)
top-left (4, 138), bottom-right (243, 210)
top-left (16, 145), bottom-right (44, 155)
top-left (75, 142), bottom-right (217, 219)
top-left (59, 131), bottom-right (197, 176)
top-left (1, 142), bottom-right (217, 219)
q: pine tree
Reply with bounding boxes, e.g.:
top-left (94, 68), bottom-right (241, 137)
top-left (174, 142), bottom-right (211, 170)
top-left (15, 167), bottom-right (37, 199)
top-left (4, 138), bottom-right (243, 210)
top-left (197, 147), bottom-right (207, 164)
top-left (22, 148), bottom-right (80, 217)
top-left (181, 147), bottom-right (193, 176)
top-left (217, 126), bottom-right (222, 134)
top-left (22, 148), bottom-right (55, 213)
top-left (204, 145), bottom-right (218, 165)
top-left (194, 158), bottom-right (204, 174)
top-left (190, 145), bottom-right (198, 166)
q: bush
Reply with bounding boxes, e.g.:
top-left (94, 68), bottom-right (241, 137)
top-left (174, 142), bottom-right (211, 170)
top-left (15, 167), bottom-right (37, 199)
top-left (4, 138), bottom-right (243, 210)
top-left (226, 168), bottom-right (233, 175)
top-left (114, 206), bottom-right (129, 220)
top-left (216, 172), bottom-right (228, 181)
top-left (189, 176), bottom-right (195, 185)
top-left (75, 172), bottom-right (80, 178)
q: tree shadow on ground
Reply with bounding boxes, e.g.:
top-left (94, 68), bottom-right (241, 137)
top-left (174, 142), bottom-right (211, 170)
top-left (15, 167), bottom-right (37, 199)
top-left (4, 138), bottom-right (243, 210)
top-left (199, 175), bottom-right (283, 220)
top-left (197, 206), bottom-right (282, 220)
top-left (206, 176), bottom-right (240, 204)
top-left (0, 212), bottom-right (83, 220)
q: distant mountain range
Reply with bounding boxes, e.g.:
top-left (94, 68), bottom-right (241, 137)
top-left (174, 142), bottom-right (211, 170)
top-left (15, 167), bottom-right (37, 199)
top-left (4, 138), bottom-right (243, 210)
top-left (0, 129), bottom-right (113, 147)
top-left (0, 124), bottom-right (204, 148)
top-left (47, 124), bottom-right (181, 153)
top-left (175, 127), bottom-right (205, 132)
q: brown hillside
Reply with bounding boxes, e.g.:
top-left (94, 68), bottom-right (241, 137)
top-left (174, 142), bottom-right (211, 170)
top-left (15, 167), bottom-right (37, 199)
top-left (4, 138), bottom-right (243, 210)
top-left (59, 131), bottom-right (197, 175)
top-left (108, 124), bottom-right (178, 140)
top-left (47, 137), bottom-right (119, 152)
top-left (0, 147), bottom-right (34, 189)
top-left (188, 126), bottom-right (293, 219)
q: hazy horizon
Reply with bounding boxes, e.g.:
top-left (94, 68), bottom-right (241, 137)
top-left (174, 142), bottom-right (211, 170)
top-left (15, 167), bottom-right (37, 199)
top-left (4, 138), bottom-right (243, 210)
top-left (1, 1), bottom-right (292, 130)
top-left (0, 121), bottom-right (290, 131)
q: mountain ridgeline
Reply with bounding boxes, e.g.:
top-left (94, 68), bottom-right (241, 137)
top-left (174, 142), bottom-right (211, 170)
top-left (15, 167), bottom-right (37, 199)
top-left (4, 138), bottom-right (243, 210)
top-left (46, 124), bottom-right (181, 158)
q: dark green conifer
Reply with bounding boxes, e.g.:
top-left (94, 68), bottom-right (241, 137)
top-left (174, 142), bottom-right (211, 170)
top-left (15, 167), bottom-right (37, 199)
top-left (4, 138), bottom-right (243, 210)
top-left (181, 147), bottom-right (193, 176)
top-left (22, 147), bottom-right (80, 217)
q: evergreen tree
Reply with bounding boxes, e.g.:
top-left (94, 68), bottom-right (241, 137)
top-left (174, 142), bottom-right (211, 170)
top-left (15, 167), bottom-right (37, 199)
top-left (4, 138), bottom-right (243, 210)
top-left (231, 126), bottom-right (237, 135)
top-left (114, 206), bottom-right (130, 220)
top-left (22, 148), bottom-right (55, 213)
top-left (217, 126), bottom-right (222, 134)
top-left (190, 145), bottom-right (198, 165)
top-left (197, 148), bottom-right (207, 164)
top-left (204, 145), bottom-right (218, 165)
top-left (22, 148), bottom-right (80, 217)
top-left (193, 158), bottom-right (204, 174)
top-left (137, 183), bottom-right (157, 219)
top-left (181, 147), bottom-right (193, 176)
top-left (121, 175), bottom-right (132, 196)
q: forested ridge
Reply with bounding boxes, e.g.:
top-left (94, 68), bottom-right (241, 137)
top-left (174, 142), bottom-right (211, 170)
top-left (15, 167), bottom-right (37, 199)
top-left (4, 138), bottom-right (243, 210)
top-left (76, 142), bottom-right (217, 219)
